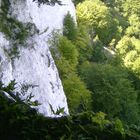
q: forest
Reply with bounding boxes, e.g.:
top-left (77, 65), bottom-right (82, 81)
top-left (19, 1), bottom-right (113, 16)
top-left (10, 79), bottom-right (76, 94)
top-left (0, 0), bottom-right (140, 139)
top-left (53, 0), bottom-right (140, 124)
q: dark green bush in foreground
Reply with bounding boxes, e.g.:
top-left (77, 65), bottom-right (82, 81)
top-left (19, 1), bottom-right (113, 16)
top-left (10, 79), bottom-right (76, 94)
top-left (0, 82), bottom-right (140, 140)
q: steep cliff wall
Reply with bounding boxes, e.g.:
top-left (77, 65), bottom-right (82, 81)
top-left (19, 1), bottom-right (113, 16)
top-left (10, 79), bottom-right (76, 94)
top-left (0, 0), bottom-right (76, 116)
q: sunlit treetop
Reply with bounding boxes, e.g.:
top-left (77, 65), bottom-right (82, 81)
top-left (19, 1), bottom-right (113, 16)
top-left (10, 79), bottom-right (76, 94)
top-left (76, 0), bottom-right (121, 45)
top-left (116, 36), bottom-right (140, 76)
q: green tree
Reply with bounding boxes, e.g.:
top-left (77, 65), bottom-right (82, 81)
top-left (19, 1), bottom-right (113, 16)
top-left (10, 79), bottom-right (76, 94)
top-left (116, 36), bottom-right (140, 77)
top-left (74, 24), bottom-right (93, 63)
top-left (63, 12), bottom-right (77, 41)
top-left (57, 36), bottom-right (78, 66)
top-left (51, 36), bottom-right (92, 113)
top-left (76, 0), bottom-right (121, 45)
top-left (91, 36), bottom-right (106, 63)
top-left (79, 62), bottom-right (139, 124)
top-left (63, 74), bottom-right (92, 113)
top-left (125, 14), bottom-right (140, 39)
top-left (117, 0), bottom-right (140, 17)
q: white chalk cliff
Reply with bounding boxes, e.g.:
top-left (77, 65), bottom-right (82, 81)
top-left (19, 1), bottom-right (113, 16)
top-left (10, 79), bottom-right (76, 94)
top-left (0, 0), bottom-right (76, 116)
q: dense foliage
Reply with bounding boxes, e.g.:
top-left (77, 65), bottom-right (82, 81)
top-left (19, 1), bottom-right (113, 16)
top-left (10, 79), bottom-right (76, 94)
top-left (1, 0), bottom-right (140, 139)
top-left (63, 12), bottom-right (77, 41)
top-left (79, 63), bottom-right (139, 124)
top-left (50, 34), bottom-right (92, 113)
top-left (0, 82), bottom-right (140, 140)
top-left (52, 0), bottom-right (140, 128)
top-left (74, 0), bottom-right (140, 125)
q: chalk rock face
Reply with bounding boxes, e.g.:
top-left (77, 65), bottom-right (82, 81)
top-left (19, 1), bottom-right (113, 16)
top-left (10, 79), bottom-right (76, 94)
top-left (0, 0), bottom-right (76, 116)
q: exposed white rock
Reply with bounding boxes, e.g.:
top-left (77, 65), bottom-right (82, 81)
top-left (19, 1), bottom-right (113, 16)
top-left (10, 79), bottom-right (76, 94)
top-left (0, 0), bottom-right (76, 116)
top-left (10, 0), bottom-right (76, 34)
top-left (0, 33), bottom-right (13, 85)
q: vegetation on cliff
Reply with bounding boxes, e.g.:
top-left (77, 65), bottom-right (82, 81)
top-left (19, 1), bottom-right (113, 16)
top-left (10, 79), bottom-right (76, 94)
top-left (0, 0), bottom-right (140, 139)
